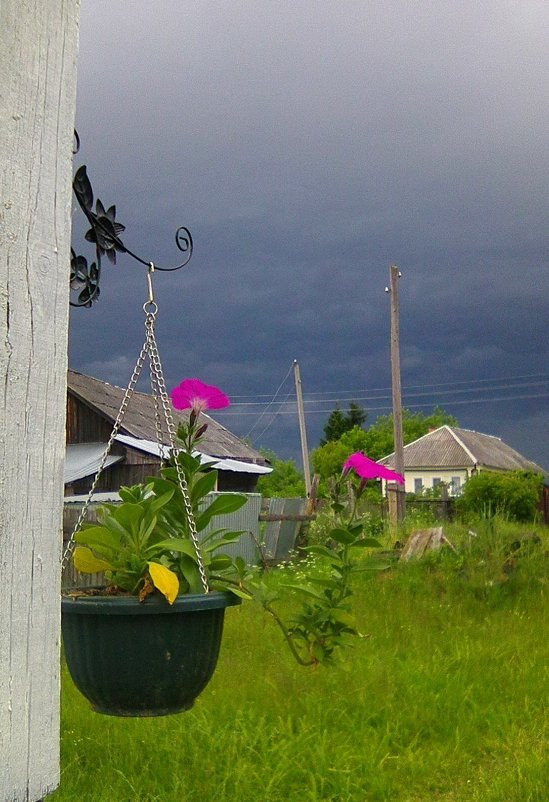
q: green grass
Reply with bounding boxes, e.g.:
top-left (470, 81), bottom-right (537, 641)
top-left (50, 521), bottom-right (548, 801)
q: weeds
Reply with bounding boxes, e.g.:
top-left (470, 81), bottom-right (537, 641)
top-left (50, 520), bottom-right (548, 802)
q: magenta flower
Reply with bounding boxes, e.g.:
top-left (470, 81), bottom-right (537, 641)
top-left (343, 452), bottom-right (404, 484)
top-left (171, 378), bottom-right (230, 413)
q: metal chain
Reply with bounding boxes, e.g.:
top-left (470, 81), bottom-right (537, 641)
top-left (63, 267), bottom-right (209, 593)
top-left (144, 308), bottom-right (210, 593)
top-left (62, 341), bottom-right (148, 570)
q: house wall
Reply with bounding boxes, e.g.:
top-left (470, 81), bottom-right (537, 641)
top-left (66, 393), bottom-right (114, 443)
top-left (401, 468), bottom-right (470, 496)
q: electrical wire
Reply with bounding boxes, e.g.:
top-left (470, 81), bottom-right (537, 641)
top-left (227, 371), bottom-right (549, 400)
top-left (243, 362), bottom-right (294, 439)
top-left (217, 389), bottom-right (549, 416)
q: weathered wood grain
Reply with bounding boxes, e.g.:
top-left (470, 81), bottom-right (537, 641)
top-left (0, 2), bottom-right (80, 799)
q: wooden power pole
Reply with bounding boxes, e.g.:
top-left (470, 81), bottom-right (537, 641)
top-left (1, 2), bottom-right (80, 799)
top-left (293, 360), bottom-right (312, 496)
top-left (387, 265), bottom-right (406, 524)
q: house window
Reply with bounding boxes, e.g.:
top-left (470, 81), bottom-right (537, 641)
top-left (414, 478), bottom-right (424, 494)
top-left (450, 476), bottom-right (462, 496)
top-left (432, 477), bottom-right (442, 488)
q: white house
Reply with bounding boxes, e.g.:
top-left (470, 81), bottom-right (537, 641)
top-left (379, 425), bottom-right (545, 496)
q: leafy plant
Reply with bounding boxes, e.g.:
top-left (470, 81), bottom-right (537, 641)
top-left (457, 470), bottom-right (544, 522)
top-left (72, 378), bottom-right (247, 603)
top-left (71, 378), bottom-right (403, 668)
top-left (249, 452), bottom-right (403, 665)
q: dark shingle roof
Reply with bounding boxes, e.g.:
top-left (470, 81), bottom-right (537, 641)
top-left (379, 425), bottom-right (545, 474)
top-left (67, 370), bottom-right (267, 465)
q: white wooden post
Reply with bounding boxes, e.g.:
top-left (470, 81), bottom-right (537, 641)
top-left (0, 2), bottom-right (80, 800)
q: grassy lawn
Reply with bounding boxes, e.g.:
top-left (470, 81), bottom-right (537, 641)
top-left (50, 522), bottom-right (548, 802)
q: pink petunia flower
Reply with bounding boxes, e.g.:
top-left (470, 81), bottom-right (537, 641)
top-left (171, 378), bottom-right (230, 413)
top-left (343, 452), bottom-right (404, 484)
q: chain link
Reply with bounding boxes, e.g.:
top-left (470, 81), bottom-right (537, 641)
top-left (145, 312), bottom-right (210, 593)
top-left (63, 299), bottom-right (209, 594)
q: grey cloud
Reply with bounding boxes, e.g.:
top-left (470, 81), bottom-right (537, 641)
top-left (69, 1), bottom-right (549, 471)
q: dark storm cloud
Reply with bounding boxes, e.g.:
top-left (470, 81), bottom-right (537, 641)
top-left (70, 1), bottom-right (549, 469)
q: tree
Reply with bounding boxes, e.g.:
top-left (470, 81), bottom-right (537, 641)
top-left (257, 450), bottom-right (306, 497)
top-left (320, 401), bottom-right (367, 445)
top-left (312, 407), bottom-right (458, 481)
top-left (312, 426), bottom-right (370, 480)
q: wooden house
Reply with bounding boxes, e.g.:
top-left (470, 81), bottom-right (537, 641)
top-left (379, 425), bottom-right (546, 496)
top-left (65, 370), bottom-right (271, 495)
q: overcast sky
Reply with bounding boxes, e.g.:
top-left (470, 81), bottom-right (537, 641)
top-left (70, 1), bottom-right (549, 472)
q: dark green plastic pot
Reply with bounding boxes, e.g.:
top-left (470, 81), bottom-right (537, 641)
top-left (61, 590), bottom-right (241, 717)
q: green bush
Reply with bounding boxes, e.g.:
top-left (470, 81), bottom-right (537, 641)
top-left (457, 470), bottom-right (544, 522)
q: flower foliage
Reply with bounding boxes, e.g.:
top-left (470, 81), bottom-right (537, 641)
top-left (171, 378), bottom-right (230, 413)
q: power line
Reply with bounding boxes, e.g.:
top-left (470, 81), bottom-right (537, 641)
top-left (223, 378), bottom-right (549, 409)
top-left (226, 371), bottom-right (549, 400)
top-left (243, 362), bottom-right (294, 439)
top-left (216, 389), bottom-right (549, 416)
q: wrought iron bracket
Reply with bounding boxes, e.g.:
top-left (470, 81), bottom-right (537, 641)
top-left (70, 135), bottom-right (193, 307)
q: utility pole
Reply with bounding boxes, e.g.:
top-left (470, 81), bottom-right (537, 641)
top-left (386, 265), bottom-right (406, 524)
top-left (293, 360), bottom-right (312, 496)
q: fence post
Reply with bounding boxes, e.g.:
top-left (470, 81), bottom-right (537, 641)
top-left (0, 2), bottom-right (80, 799)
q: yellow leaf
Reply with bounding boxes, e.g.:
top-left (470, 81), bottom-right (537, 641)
top-left (73, 546), bottom-right (113, 574)
top-left (148, 562), bottom-right (179, 604)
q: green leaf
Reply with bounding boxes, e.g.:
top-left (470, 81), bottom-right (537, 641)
top-left (350, 537), bottom-right (383, 548)
top-left (202, 531), bottom-right (243, 553)
top-left (330, 527), bottom-right (356, 544)
top-left (329, 609), bottom-right (357, 629)
top-left (302, 545), bottom-right (340, 560)
top-left (149, 538), bottom-right (199, 558)
top-left (109, 503), bottom-right (145, 536)
top-left (348, 522), bottom-right (364, 536)
top-left (178, 554), bottom-right (204, 594)
top-left (234, 556), bottom-right (247, 577)
top-left (149, 488), bottom-right (176, 516)
top-left (217, 585), bottom-right (253, 600)
top-left (208, 554), bottom-right (234, 571)
top-left (195, 494), bottom-right (247, 530)
top-left (353, 561), bottom-right (391, 572)
top-left (308, 576), bottom-right (340, 589)
top-left (74, 525), bottom-right (120, 552)
top-left (280, 583), bottom-right (326, 601)
top-left (190, 471), bottom-right (218, 504)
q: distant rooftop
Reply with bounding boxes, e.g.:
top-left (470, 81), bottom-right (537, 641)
top-left (379, 425), bottom-right (546, 474)
top-left (67, 370), bottom-right (268, 466)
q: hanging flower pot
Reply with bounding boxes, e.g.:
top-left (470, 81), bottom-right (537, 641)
top-left (61, 375), bottom-right (251, 716)
top-left (62, 590), bottom-right (240, 716)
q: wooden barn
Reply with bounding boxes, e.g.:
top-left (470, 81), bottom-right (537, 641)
top-left (65, 370), bottom-right (271, 495)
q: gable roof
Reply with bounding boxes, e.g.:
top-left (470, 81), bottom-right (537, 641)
top-left (67, 370), bottom-right (268, 465)
top-left (379, 425), bottom-right (545, 474)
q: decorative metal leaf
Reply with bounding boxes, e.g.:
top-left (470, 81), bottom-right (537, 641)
top-left (73, 166), bottom-right (94, 213)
